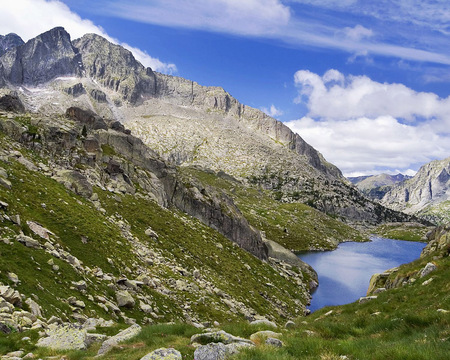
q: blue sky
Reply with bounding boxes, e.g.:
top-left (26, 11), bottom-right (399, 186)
top-left (2, 0), bottom-right (450, 176)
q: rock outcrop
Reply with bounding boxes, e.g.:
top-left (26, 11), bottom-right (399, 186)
top-left (382, 157), bottom-right (450, 224)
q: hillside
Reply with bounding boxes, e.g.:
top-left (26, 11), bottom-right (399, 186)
top-left (381, 157), bottom-right (450, 224)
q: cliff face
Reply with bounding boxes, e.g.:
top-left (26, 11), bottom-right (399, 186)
top-left (349, 173), bottom-right (411, 200)
top-left (0, 33), bottom-right (24, 56)
top-left (381, 157), bottom-right (450, 224)
top-left (0, 27), bottom-right (83, 85)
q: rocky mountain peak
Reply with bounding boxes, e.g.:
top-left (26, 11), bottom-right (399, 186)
top-left (0, 33), bottom-right (24, 56)
top-left (0, 27), bottom-right (83, 86)
top-left (73, 33), bottom-right (156, 104)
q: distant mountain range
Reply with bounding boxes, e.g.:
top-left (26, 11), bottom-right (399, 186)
top-left (348, 173), bottom-right (412, 200)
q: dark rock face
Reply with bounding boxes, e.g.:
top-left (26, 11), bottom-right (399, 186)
top-left (0, 27), bottom-right (82, 85)
top-left (90, 89), bottom-right (107, 103)
top-left (66, 107), bottom-right (108, 131)
top-left (0, 33), bottom-right (24, 56)
top-left (0, 94), bottom-right (25, 112)
top-left (64, 83), bottom-right (86, 97)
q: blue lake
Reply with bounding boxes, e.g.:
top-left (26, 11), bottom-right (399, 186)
top-left (298, 236), bottom-right (426, 312)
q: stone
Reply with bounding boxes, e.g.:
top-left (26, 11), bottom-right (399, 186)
top-left (97, 324), bottom-right (141, 356)
top-left (265, 337), bottom-right (284, 347)
top-left (7, 272), bottom-right (20, 285)
top-left (140, 347), bottom-right (182, 360)
top-left (115, 290), bottom-right (135, 308)
top-left (249, 319), bottom-right (277, 328)
top-left (359, 296), bottom-right (377, 304)
top-left (0, 323), bottom-right (11, 334)
top-left (25, 298), bottom-right (42, 318)
top-left (284, 320), bottom-right (295, 329)
top-left (420, 262), bottom-right (437, 278)
top-left (190, 330), bottom-right (252, 346)
top-left (249, 330), bottom-right (282, 343)
top-left (194, 342), bottom-right (227, 360)
top-left (0, 286), bottom-right (22, 306)
top-left (145, 227), bottom-right (159, 239)
top-left (36, 325), bottom-right (87, 350)
top-left (26, 221), bottom-right (54, 240)
top-left (16, 234), bottom-right (40, 249)
top-left (72, 280), bottom-right (87, 291)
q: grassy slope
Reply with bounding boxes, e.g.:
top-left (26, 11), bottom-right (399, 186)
top-left (181, 167), bottom-right (366, 251)
top-left (0, 129), bottom-right (310, 333)
top-left (373, 223), bottom-right (433, 242)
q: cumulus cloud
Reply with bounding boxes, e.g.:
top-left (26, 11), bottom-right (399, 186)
top-left (0, 0), bottom-right (176, 73)
top-left (341, 25), bottom-right (374, 41)
top-left (287, 69), bottom-right (450, 175)
top-left (261, 104), bottom-right (284, 118)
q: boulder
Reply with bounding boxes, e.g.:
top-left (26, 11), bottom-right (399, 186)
top-left (249, 330), bottom-right (282, 343)
top-left (115, 290), bottom-right (135, 308)
top-left (265, 337), bottom-right (284, 347)
top-left (0, 286), bottom-right (22, 307)
top-left (140, 347), bottom-right (182, 360)
top-left (0, 95), bottom-right (25, 113)
top-left (194, 342), bottom-right (227, 360)
top-left (359, 296), bottom-right (377, 304)
top-left (190, 330), bottom-right (252, 346)
top-left (420, 262), bottom-right (437, 278)
top-left (97, 324), bottom-right (141, 356)
top-left (25, 298), bottom-right (42, 318)
top-left (16, 234), bottom-right (40, 249)
top-left (36, 325), bottom-right (87, 350)
top-left (249, 319), bottom-right (277, 328)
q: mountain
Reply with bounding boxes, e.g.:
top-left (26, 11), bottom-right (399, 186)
top-left (0, 33), bottom-right (24, 56)
top-left (0, 27), bottom-right (415, 226)
top-left (349, 173), bottom-right (412, 200)
top-left (381, 157), bottom-right (450, 224)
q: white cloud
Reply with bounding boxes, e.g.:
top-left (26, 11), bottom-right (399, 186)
top-left (287, 69), bottom-right (450, 175)
top-left (105, 0), bottom-right (291, 36)
top-left (261, 104), bottom-right (284, 118)
top-left (294, 69), bottom-right (450, 122)
top-left (341, 25), bottom-right (373, 41)
top-left (0, 0), bottom-right (176, 73)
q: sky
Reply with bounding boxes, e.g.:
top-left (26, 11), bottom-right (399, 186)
top-left (1, 0), bottom-right (450, 177)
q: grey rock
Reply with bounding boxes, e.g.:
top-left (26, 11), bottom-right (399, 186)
top-left (359, 296), bottom-right (377, 304)
top-left (140, 347), bottom-right (182, 360)
top-left (284, 320), bottom-right (295, 329)
top-left (25, 298), bottom-right (42, 318)
top-left (97, 324), bottom-right (141, 356)
top-left (249, 319), bottom-right (277, 328)
top-left (420, 262), bottom-right (437, 278)
top-left (64, 83), bottom-right (86, 97)
top-left (115, 290), bottom-right (135, 308)
top-left (265, 337), bottom-right (284, 347)
top-left (0, 95), bottom-right (25, 113)
top-left (36, 325), bottom-right (87, 350)
top-left (249, 330), bottom-right (282, 343)
top-left (16, 234), bottom-right (40, 249)
top-left (0, 285), bottom-right (22, 306)
top-left (194, 342), bottom-right (227, 360)
top-left (1, 27), bottom-right (82, 85)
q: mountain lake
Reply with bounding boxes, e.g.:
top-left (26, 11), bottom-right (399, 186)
top-left (298, 236), bottom-right (426, 312)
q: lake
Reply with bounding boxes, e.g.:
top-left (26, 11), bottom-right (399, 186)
top-left (298, 236), bottom-right (426, 312)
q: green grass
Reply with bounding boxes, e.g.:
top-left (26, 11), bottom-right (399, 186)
top-left (373, 223), bottom-right (432, 242)
top-left (181, 167), bottom-right (366, 251)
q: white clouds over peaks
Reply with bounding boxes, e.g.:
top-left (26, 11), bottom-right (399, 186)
top-left (287, 69), bottom-right (450, 175)
top-left (0, 0), bottom-right (176, 73)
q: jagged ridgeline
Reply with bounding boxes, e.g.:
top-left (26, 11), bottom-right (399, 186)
top-left (0, 27), bottom-right (414, 224)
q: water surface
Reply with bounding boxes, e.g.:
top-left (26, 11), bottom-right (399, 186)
top-left (298, 236), bottom-right (425, 312)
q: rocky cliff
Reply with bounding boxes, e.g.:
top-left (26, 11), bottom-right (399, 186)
top-left (381, 157), bottom-right (450, 224)
top-left (0, 33), bottom-right (24, 56)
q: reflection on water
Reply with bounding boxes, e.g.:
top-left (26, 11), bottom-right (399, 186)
top-left (298, 236), bottom-right (425, 312)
